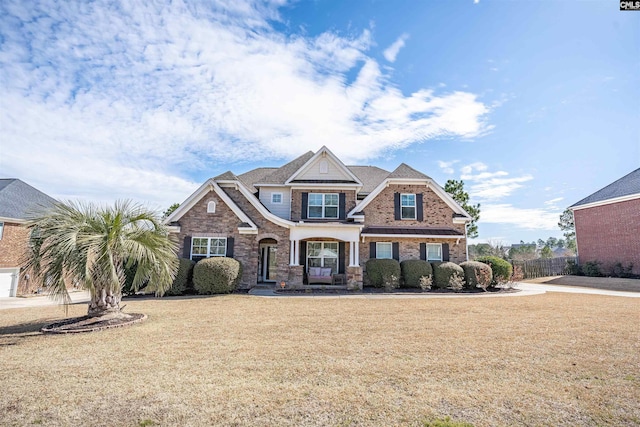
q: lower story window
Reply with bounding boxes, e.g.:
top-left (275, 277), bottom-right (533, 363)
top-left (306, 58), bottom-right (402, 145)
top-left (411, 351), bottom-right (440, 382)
top-left (307, 241), bottom-right (338, 274)
top-left (427, 243), bottom-right (442, 261)
top-left (375, 242), bottom-right (393, 259)
top-left (191, 237), bottom-right (227, 261)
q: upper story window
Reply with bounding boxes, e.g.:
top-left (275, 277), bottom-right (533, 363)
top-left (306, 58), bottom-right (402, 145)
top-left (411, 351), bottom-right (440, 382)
top-left (308, 193), bottom-right (338, 219)
top-left (207, 201), bottom-right (216, 213)
top-left (375, 242), bottom-right (393, 259)
top-left (0, 222), bottom-right (4, 240)
top-left (401, 194), bottom-right (416, 219)
top-left (271, 193), bottom-right (283, 204)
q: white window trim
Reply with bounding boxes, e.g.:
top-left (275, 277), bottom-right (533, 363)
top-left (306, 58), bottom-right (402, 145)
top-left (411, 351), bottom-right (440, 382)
top-left (427, 243), bottom-right (443, 261)
top-left (375, 242), bottom-right (393, 259)
top-left (207, 201), bottom-right (216, 213)
top-left (191, 237), bottom-right (227, 260)
top-left (0, 222), bottom-right (3, 240)
top-left (306, 241), bottom-right (339, 273)
top-left (401, 193), bottom-right (416, 220)
top-left (307, 193), bottom-right (339, 219)
top-left (271, 192), bottom-right (283, 204)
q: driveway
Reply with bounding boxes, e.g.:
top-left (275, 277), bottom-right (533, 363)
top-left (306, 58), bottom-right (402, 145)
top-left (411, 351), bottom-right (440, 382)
top-left (0, 291), bottom-right (90, 310)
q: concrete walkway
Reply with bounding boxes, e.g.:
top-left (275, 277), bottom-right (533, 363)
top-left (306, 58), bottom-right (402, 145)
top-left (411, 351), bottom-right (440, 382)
top-left (249, 282), bottom-right (640, 299)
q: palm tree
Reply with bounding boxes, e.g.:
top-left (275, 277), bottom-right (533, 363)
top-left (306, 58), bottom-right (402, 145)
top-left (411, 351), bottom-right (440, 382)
top-left (23, 200), bottom-right (178, 318)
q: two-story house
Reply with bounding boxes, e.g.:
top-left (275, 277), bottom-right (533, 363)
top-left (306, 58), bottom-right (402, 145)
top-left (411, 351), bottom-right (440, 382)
top-left (0, 179), bottom-right (57, 297)
top-left (164, 147), bottom-right (471, 288)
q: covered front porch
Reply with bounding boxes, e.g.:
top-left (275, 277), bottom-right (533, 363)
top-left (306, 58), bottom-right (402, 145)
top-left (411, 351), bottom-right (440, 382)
top-left (286, 223), bottom-right (363, 288)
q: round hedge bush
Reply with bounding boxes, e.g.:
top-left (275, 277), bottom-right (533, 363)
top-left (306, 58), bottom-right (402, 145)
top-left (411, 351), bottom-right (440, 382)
top-left (165, 258), bottom-right (195, 296)
top-left (459, 261), bottom-right (493, 290)
top-left (193, 257), bottom-right (243, 294)
top-left (400, 260), bottom-right (433, 288)
top-left (432, 262), bottom-right (465, 289)
top-left (475, 256), bottom-right (512, 286)
top-left (365, 258), bottom-right (401, 289)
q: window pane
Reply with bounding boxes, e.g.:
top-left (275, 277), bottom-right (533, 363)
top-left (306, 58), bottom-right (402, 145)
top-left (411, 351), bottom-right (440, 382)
top-left (308, 258), bottom-right (322, 268)
top-left (427, 244), bottom-right (442, 261)
top-left (324, 206), bottom-right (338, 218)
top-left (308, 242), bottom-right (321, 256)
top-left (210, 238), bottom-right (226, 256)
top-left (401, 206), bottom-right (416, 219)
top-left (376, 242), bottom-right (392, 259)
top-left (272, 193), bottom-right (282, 203)
top-left (324, 242), bottom-right (338, 254)
top-left (323, 258), bottom-right (337, 273)
top-left (325, 194), bottom-right (338, 206)
top-left (401, 194), bottom-right (415, 206)
top-left (309, 194), bottom-right (323, 205)
top-left (308, 206), bottom-right (323, 218)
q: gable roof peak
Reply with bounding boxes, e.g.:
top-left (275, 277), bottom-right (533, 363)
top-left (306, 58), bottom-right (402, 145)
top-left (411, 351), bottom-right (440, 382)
top-left (213, 170), bottom-right (238, 181)
top-left (388, 163), bottom-right (431, 180)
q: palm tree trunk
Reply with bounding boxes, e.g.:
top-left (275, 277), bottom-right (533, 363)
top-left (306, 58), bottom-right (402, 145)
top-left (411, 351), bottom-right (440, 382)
top-left (87, 288), bottom-right (123, 317)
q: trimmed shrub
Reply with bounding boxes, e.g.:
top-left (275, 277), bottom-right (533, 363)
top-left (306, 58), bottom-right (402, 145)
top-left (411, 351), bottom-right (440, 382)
top-left (460, 261), bottom-right (493, 291)
top-left (432, 262), bottom-right (465, 290)
top-left (582, 261), bottom-right (602, 277)
top-left (400, 260), bottom-right (433, 288)
top-left (566, 259), bottom-right (582, 276)
top-left (193, 257), bottom-right (243, 294)
top-left (365, 259), bottom-right (401, 290)
top-left (165, 258), bottom-right (195, 296)
top-left (475, 256), bottom-right (513, 286)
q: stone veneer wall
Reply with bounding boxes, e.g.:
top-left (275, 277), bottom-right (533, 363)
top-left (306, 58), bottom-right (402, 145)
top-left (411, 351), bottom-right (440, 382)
top-left (290, 189), bottom-right (357, 222)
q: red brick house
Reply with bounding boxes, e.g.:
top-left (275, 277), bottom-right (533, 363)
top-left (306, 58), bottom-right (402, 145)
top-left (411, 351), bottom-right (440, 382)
top-left (164, 147), bottom-right (472, 288)
top-left (0, 179), bottom-right (57, 297)
top-left (570, 167), bottom-right (640, 275)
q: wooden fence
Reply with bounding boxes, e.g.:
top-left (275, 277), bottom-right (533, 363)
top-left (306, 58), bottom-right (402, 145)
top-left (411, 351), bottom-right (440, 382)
top-left (511, 257), bottom-right (577, 280)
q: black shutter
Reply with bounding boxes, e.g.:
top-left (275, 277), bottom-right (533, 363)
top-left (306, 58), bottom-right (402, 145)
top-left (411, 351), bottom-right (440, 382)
top-left (420, 243), bottom-right (426, 261)
top-left (339, 242), bottom-right (345, 274)
top-left (394, 192), bottom-right (401, 220)
top-left (442, 243), bottom-right (450, 262)
top-left (226, 237), bottom-right (234, 258)
top-left (416, 193), bottom-right (424, 222)
top-left (301, 192), bottom-right (308, 219)
top-left (183, 236), bottom-right (192, 259)
top-left (339, 193), bottom-right (346, 220)
top-left (392, 242), bottom-right (400, 261)
top-left (370, 242), bottom-right (376, 259)
top-left (299, 241), bottom-right (307, 267)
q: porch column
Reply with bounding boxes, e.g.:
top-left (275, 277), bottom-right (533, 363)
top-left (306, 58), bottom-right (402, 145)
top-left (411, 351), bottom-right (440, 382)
top-left (354, 241), bottom-right (360, 266)
top-left (349, 241), bottom-right (358, 267)
top-left (290, 239), bottom-right (299, 265)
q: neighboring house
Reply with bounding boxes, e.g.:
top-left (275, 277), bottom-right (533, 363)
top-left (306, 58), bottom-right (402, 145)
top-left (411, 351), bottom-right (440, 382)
top-left (0, 179), bottom-right (57, 297)
top-left (165, 146), bottom-right (472, 288)
top-left (570, 167), bottom-right (640, 275)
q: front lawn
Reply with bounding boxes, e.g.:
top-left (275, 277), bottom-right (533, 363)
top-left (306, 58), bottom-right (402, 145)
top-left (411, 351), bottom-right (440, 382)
top-left (1, 293), bottom-right (638, 426)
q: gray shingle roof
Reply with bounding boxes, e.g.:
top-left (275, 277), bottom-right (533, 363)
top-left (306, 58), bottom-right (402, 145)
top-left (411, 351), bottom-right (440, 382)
top-left (0, 179), bottom-right (58, 220)
top-left (347, 166), bottom-right (390, 194)
top-left (571, 167), bottom-right (640, 208)
top-left (361, 226), bottom-right (462, 236)
top-left (387, 163), bottom-right (431, 180)
top-left (237, 167), bottom-right (278, 193)
top-left (256, 151), bottom-right (315, 185)
top-left (213, 171), bottom-right (238, 181)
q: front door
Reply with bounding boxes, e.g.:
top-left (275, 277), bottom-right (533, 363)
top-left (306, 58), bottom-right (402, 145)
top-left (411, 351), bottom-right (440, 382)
top-left (260, 245), bottom-right (278, 282)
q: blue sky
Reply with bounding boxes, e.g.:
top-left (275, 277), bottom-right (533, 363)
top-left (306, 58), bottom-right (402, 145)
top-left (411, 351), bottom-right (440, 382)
top-left (1, 0), bottom-right (638, 244)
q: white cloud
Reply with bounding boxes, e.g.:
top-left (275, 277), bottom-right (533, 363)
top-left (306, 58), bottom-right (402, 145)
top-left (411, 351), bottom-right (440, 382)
top-left (0, 0), bottom-right (491, 208)
top-left (383, 33), bottom-right (409, 63)
top-left (480, 204), bottom-right (561, 230)
top-left (437, 160), bottom-right (459, 174)
top-left (458, 162), bottom-right (532, 201)
top-left (544, 197), bottom-right (564, 206)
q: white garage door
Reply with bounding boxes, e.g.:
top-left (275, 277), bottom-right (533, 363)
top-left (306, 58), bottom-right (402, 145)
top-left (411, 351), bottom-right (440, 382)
top-left (0, 270), bottom-right (18, 297)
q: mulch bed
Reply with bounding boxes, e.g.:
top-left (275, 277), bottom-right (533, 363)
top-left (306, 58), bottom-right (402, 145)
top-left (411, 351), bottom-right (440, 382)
top-left (41, 313), bottom-right (147, 334)
top-left (274, 287), bottom-right (520, 295)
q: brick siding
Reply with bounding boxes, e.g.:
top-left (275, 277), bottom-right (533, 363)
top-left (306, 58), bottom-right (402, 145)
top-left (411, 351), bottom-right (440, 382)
top-left (573, 198), bottom-right (640, 274)
top-left (363, 184), bottom-right (466, 233)
top-left (360, 237), bottom-right (466, 267)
